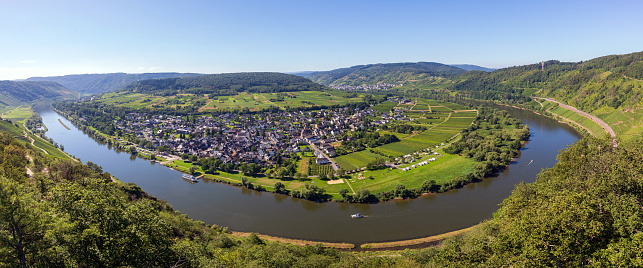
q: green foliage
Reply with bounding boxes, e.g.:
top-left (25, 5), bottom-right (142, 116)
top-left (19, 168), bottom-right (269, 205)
top-left (336, 131), bottom-right (399, 155)
top-left (26, 72), bottom-right (202, 95)
top-left (0, 81), bottom-right (75, 104)
top-left (307, 62), bottom-right (466, 86)
top-left (125, 72), bottom-right (327, 96)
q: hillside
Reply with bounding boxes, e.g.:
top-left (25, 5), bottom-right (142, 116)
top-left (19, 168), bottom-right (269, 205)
top-left (450, 64), bottom-right (496, 72)
top-left (305, 62), bottom-right (466, 86)
top-left (123, 72), bottom-right (327, 96)
top-left (449, 51), bottom-right (643, 140)
top-left (26, 72), bottom-right (202, 95)
top-left (0, 80), bottom-right (76, 107)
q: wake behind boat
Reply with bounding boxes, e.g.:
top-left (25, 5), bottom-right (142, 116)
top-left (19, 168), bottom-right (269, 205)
top-left (182, 173), bottom-right (198, 182)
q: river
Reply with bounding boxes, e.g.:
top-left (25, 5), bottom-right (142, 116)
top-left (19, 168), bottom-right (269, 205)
top-left (35, 105), bottom-right (581, 245)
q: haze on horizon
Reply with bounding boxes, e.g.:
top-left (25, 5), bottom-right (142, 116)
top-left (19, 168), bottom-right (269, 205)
top-left (1, 0), bottom-right (642, 80)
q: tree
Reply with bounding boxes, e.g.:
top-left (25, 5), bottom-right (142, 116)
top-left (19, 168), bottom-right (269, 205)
top-left (49, 180), bottom-right (176, 266)
top-left (189, 166), bottom-right (197, 175)
top-left (337, 168), bottom-right (345, 177)
top-left (273, 182), bottom-right (286, 194)
top-left (421, 180), bottom-right (438, 193)
top-left (339, 188), bottom-right (349, 198)
top-left (0, 177), bottom-right (49, 268)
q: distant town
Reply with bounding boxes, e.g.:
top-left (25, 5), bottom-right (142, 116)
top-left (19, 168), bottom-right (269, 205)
top-left (327, 83), bottom-right (402, 91)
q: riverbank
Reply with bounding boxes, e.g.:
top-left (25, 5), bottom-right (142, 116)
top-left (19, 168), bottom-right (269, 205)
top-left (229, 224), bottom-right (479, 251)
top-left (359, 225), bottom-right (478, 250)
top-left (230, 231), bottom-right (355, 249)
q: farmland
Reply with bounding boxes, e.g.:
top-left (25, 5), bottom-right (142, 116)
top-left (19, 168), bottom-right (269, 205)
top-left (98, 90), bottom-right (370, 112)
top-left (335, 99), bottom-right (476, 170)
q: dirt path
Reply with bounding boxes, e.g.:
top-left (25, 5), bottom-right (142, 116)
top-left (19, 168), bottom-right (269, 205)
top-left (344, 178), bottom-right (356, 194)
top-left (533, 97), bottom-right (617, 145)
top-left (622, 74), bottom-right (643, 83)
top-left (23, 131), bottom-right (48, 154)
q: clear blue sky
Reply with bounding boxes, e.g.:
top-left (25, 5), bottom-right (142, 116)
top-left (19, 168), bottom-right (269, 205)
top-left (1, 0), bottom-right (642, 80)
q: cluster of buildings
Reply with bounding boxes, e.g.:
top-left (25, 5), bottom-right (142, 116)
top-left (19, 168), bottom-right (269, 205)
top-left (113, 107), bottom-right (379, 165)
top-left (327, 83), bottom-right (402, 91)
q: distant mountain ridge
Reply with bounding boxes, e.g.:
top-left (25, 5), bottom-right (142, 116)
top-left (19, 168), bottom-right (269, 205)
top-left (0, 80), bottom-right (76, 106)
top-left (304, 62), bottom-right (467, 86)
top-left (450, 64), bottom-right (496, 72)
top-left (26, 72), bottom-right (202, 95)
top-left (124, 72), bottom-right (327, 96)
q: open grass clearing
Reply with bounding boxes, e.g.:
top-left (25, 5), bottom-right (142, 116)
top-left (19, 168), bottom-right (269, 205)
top-left (349, 151), bottom-right (477, 194)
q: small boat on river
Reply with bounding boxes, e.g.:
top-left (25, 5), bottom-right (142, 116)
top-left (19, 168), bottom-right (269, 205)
top-left (182, 173), bottom-right (198, 182)
top-left (351, 213), bottom-right (363, 219)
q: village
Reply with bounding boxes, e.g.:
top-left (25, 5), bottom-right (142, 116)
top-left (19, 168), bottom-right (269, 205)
top-left (112, 105), bottom-right (410, 167)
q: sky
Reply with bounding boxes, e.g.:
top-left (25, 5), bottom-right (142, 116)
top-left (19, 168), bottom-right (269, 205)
top-left (1, 0), bottom-right (642, 80)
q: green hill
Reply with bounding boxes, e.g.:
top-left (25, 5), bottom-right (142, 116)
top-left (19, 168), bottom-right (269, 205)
top-left (26, 72), bottom-right (202, 95)
top-left (305, 62), bottom-right (466, 86)
top-left (123, 72), bottom-right (327, 96)
top-left (0, 80), bottom-right (76, 107)
top-left (450, 64), bottom-right (496, 72)
top-left (449, 51), bottom-right (643, 140)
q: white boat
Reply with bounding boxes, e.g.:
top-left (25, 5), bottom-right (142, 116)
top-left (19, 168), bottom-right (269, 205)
top-left (351, 213), bottom-right (363, 218)
top-left (182, 173), bottom-right (198, 182)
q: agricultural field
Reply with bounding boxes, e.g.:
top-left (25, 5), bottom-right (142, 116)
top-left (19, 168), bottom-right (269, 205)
top-left (541, 100), bottom-right (608, 137)
top-left (98, 90), bottom-right (370, 112)
top-left (371, 101), bottom-right (398, 113)
top-left (441, 102), bottom-right (469, 110)
top-left (440, 117), bottom-right (476, 129)
top-left (334, 150), bottom-right (385, 171)
top-left (335, 101), bottom-right (475, 169)
top-left (598, 108), bottom-right (643, 141)
top-left (202, 92), bottom-right (274, 111)
top-left (452, 111), bottom-right (477, 117)
top-left (309, 162), bottom-right (334, 175)
top-left (1, 106), bottom-right (33, 124)
top-left (298, 157), bottom-right (311, 174)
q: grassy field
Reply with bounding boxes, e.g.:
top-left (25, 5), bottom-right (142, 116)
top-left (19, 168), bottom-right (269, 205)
top-left (2, 106), bottom-right (33, 124)
top-left (298, 157), bottom-right (311, 174)
top-left (346, 149), bottom-right (477, 194)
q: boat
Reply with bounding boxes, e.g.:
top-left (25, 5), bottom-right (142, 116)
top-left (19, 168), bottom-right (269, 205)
top-left (351, 213), bottom-right (363, 219)
top-left (182, 173), bottom-right (198, 182)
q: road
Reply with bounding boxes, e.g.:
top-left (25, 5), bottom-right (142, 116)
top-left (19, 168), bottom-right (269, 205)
top-left (533, 97), bottom-right (617, 146)
top-left (307, 141), bottom-right (339, 171)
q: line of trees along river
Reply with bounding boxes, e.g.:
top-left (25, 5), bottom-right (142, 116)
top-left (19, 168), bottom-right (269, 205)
top-left (35, 104), bottom-right (581, 245)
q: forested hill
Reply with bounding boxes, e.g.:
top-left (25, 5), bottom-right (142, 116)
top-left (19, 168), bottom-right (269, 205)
top-left (304, 62), bottom-right (467, 86)
top-left (123, 72), bottom-right (327, 96)
top-left (26, 72), bottom-right (202, 95)
top-left (0, 80), bottom-right (76, 105)
top-left (450, 64), bottom-right (496, 72)
top-left (449, 51), bottom-right (643, 109)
